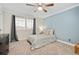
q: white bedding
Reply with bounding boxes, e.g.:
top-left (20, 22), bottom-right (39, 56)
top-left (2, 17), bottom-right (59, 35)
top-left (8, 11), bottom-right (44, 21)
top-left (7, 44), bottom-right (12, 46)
top-left (27, 34), bottom-right (56, 49)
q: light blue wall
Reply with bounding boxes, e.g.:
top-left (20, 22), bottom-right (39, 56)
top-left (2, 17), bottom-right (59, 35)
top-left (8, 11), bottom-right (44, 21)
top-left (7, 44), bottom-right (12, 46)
top-left (44, 6), bottom-right (79, 44)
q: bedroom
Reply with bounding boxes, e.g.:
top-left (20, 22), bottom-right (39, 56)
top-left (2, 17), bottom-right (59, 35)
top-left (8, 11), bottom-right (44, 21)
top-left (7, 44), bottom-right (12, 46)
top-left (0, 3), bottom-right (79, 55)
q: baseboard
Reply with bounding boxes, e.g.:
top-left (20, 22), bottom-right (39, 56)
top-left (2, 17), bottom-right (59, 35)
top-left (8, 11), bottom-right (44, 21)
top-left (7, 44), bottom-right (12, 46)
top-left (57, 39), bottom-right (75, 46)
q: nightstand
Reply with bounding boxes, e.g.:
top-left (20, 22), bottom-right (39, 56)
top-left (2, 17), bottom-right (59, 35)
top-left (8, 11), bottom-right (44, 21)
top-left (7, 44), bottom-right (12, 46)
top-left (75, 43), bottom-right (79, 54)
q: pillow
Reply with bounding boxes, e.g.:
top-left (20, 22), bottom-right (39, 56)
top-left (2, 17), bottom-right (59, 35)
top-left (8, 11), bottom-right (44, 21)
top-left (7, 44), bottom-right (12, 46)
top-left (43, 30), bottom-right (50, 35)
top-left (39, 29), bottom-right (51, 35)
top-left (44, 29), bottom-right (55, 35)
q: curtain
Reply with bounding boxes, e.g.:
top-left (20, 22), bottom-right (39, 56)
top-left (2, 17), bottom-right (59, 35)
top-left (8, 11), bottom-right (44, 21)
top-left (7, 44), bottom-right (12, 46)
top-left (10, 15), bottom-right (18, 42)
top-left (33, 18), bottom-right (36, 35)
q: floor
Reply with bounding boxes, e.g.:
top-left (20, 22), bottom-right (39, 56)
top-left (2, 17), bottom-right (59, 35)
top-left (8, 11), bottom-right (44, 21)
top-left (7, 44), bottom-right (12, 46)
top-left (8, 40), bottom-right (75, 55)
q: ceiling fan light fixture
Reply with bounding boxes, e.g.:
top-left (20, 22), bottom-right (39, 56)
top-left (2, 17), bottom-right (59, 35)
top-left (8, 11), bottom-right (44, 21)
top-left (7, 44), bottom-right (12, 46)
top-left (38, 6), bottom-right (43, 11)
top-left (26, 3), bottom-right (54, 12)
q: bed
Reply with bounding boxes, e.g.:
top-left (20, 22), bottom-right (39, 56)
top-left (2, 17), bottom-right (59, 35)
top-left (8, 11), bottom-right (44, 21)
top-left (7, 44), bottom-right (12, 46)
top-left (27, 29), bottom-right (56, 50)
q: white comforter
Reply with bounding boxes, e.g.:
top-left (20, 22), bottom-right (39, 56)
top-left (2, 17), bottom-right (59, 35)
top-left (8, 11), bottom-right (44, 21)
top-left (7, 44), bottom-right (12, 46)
top-left (28, 34), bottom-right (56, 49)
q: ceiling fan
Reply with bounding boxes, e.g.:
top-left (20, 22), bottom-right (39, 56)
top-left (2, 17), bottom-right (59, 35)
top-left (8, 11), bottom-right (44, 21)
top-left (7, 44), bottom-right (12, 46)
top-left (26, 3), bottom-right (54, 12)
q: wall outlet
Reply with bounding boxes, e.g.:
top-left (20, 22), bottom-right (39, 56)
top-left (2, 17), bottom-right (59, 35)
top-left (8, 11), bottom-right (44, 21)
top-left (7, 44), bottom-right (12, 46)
top-left (68, 38), bottom-right (71, 42)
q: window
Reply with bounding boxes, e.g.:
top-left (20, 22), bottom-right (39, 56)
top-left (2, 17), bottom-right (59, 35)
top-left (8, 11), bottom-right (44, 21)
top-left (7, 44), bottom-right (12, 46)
top-left (15, 17), bottom-right (26, 29)
top-left (15, 16), bottom-right (33, 30)
top-left (26, 19), bottom-right (33, 29)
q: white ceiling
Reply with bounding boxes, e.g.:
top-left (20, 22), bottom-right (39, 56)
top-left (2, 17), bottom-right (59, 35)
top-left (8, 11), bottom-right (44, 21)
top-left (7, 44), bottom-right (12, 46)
top-left (0, 3), bottom-right (78, 18)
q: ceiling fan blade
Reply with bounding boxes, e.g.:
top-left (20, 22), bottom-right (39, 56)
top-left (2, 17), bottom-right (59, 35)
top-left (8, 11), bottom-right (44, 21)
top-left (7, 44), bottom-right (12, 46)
top-left (26, 4), bottom-right (35, 6)
top-left (43, 8), bottom-right (47, 12)
top-left (45, 3), bottom-right (54, 7)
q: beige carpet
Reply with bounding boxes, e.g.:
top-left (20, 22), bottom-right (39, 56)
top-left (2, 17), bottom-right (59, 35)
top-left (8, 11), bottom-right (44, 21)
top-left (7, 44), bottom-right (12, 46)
top-left (8, 40), bottom-right (75, 55)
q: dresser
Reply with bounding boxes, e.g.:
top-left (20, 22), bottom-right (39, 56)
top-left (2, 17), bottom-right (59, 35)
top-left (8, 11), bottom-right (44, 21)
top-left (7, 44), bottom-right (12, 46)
top-left (0, 34), bottom-right (9, 55)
